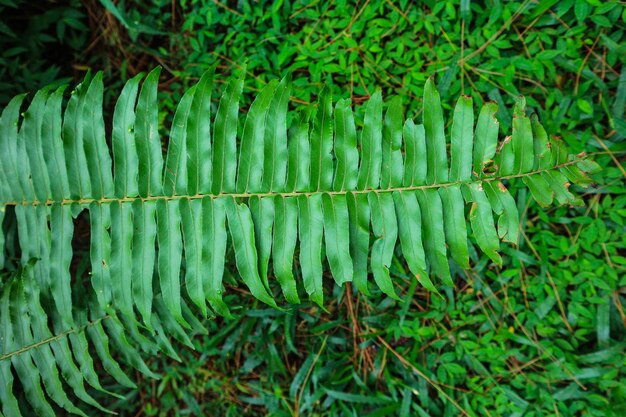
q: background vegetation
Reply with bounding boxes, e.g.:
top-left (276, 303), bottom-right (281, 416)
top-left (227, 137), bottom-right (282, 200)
top-left (1, 0), bottom-right (625, 415)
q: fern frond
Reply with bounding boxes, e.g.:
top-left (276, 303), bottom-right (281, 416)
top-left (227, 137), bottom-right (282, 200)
top-left (0, 267), bottom-right (138, 416)
top-left (1, 68), bottom-right (600, 308)
top-left (0, 69), bottom-right (600, 414)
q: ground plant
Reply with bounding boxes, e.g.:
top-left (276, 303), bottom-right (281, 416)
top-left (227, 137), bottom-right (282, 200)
top-left (0, 0), bottom-right (624, 416)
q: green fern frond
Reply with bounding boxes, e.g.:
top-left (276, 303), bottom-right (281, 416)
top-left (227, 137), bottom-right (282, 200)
top-left (0, 67), bottom-right (600, 312)
top-left (0, 68), bottom-right (599, 414)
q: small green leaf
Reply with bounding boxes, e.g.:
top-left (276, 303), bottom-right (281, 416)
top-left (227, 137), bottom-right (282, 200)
top-left (156, 199), bottom-right (188, 328)
top-left (310, 87), bottom-right (334, 192)
top-left (298, 193), bottom-right (324, 306)
top-left (212, 70), bottom-right (245, 194)
top-left (423, 78), bottom-right (448, 184)
top-left (272, 196), bottom-right (300, 304)
top-left (368, 192), bottom-right (400, 300)
top-left (225, 197), bottom-right (278, 308)
top-left (322, 194), bottom-right (353, 286)
top-left (577, 98), bottom-right (593, 114)
top-left (357, 91), bottom-right (383, 190)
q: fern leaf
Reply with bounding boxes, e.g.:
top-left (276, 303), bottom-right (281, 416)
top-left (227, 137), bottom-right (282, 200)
top-left (381, 95), bottom-right (404, 189)
top-left (249, 195), bottom-right (275, 291)
top-left (310, 86), bottom-right (334, 192)
top-left (357, 90), bottom-right (383, 190)
top-left (332, 98), bottom-right (359, 192)
top-left (187, 68), bottom-right (215, 195)
top-left (82, 73), bottom-right (114, 199)
top-left (286, 108), bottom-right (312, 192)
top-left (467, 183), bottom-right (502, 265)
top-left (322, 193), bottom-right (353, 286)
top-left (212, 70), bottom-right (244, 194)
top-left (262, 74), bottom-right (291, 192)
top-left (226, 198), bottom-right (278, 307)
top-left (440, 185), bottom-right (470, 269)
top-left (392, 191), bottom-right (435, 292)
top-left (297, 193), bottom-right (325, 306)
top-left (450, 95), bottom-right (474, 182)
top-left (1, 95), bottom-right (31, 201)
top-left (180, 198), bottom-right (208, 317)
top-left (272, 195), bottom-right (300, 304)
top-left (131, 199), bottom-right (157, 328)
top-left (369, 192), bottom-right (399, 299)
top-left (473, 101), bottom-right (499, 176)
top-left (238, 79), bottom-right (275, 194)
top-left (163, 85), bottom-right (195, 196)
top-left (347, 193), bottom-right (371, 295)
top-left (110, 201), bottom-right (135, 321)
top-left (156, 199), bottom-right (187, 327)
top-left (0, 69), bottom-right (600, 414)
top-left (203, 196), bottom-right (230, 317)
top-left (112, 72), bottom-right (142, 198)
top-left (23, 88), bottom-right (53, 203)
top-left (483, 181), bottom-right (520, 244)
top-left (63, 76), bottom-right (92, 199)
top-left (416, 189), bottom-right (453, 286)
top-left (22, 271), bottom-right (111, 414)
top-left (85, 314), bottom-right (136, 389)
top-left (49, 204), bottom-right (75, 328)
top-left (1, 281), bottom-right (29, 417)
top-left (2, 281), bottom-right (55, 417)
top-left (424, 78), bottom-right (448, 184)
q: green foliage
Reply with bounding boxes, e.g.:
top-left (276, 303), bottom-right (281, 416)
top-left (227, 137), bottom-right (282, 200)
top-left (1, 0), bottom-right (625, 416)
top-left (0, 67), bottom-right (597, 414)
top-left (99, 0), bottom-right (623, 125)
top-left (0, 0), bottom-right (88, 106)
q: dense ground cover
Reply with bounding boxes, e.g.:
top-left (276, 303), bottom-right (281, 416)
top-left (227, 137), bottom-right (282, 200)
top-left (1, 0), bottom-right (625, 415)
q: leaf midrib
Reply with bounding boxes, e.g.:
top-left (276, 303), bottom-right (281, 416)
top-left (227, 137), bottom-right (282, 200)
top-left (2, 161), bottom-right (580, 207)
